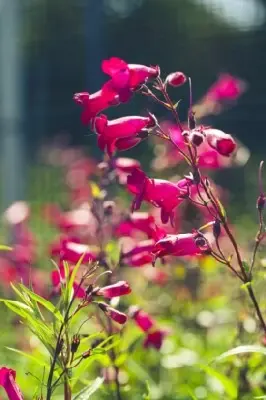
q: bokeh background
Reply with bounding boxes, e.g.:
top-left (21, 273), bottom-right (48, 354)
top-left (1, 0), bottom-right (266, 213)
top-left (1, 1), bottom-right (266, 398)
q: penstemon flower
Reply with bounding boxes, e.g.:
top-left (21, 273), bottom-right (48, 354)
top-left (0, 367), bottom-right (23, 400)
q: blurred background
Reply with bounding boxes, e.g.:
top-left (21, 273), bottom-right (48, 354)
top-left (1, 0), bottom-right (266, 215)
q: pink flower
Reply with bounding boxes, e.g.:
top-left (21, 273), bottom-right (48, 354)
top-left (97, 281), bottom-right (131, 298)
top-left (0, 367), bottom-right (23, 400)
top-left (130, 307), bottom-right (155, 331)
top-left (102, 57), bottom-right (159, 102)
top-left (116, 212), bottom-right (155, 238)
top-left (50, 264), bottom-right (86, 298)
top-left (127, 168), bottom-right (192, 224)
top-left (152, 232), bottom-right (209, 261)
top-left (206, 73), bottom-right (245, 102)
top-left (144, 330), bottom-right (166, 350)
top-left (95, 114), bottom-right (155, 156)
top-left (113, 157), bottom-right (141, 184)
top-left (165, 72), bottom-right (187, 87)
top-left (73, 89), bottom-right (119, 125)
top-left (52, 239), bottom-right (97, 264)
top-left (204, 128), bottom-right (236, 156)
top-left (121, 239), bottom-right (155, 267)
top-left (129, 306), bottom-right (166, 350)
top-left (98, 302), bottom-right (127, 324)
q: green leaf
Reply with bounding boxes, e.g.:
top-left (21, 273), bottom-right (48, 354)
top-left (143, 381), bottom-right (151, 400)
top-left (240, 281), bottom-right (252, 291)
top-left (67, 253), bottom-right (86, 302)
top-left (18, 284), bottom-right (64, 322)
top-left (200, 364), bottom-right (237, 398)
top-left (73, 377), bottom-right (104, 400)
top-left (2, 300), bottom-right (33, 319)
top-left (242, 260), bottom-right (250, 274)
top-left (214, 345), bottom-right (266, 362)
top-left (6, 347), bottom-right (50, 369)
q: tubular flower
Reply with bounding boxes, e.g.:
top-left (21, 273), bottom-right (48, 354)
top-left (129, 306), bottom-right (166, 350)
top-left (51, 239), bottom-right (97, 264)
top-left (127, 168), bottom-right (193, 224)
top-left (206, 73), bottom-right (245, 103)
top-left (144, 330), bottom-right (166, 350)
top-left (73, 89), bottom-right (119, 125)
top-left (116, 212), bottom-right (155, 238)
top-left (50, 264), bottom-right (86, 298)
top-left (204, 128), bottom-right (236, 156)
top-left (121, 239), bottom-right (155, 267)
top-left (95, 114), bottom-right (155, 156)
top-left (0, 367), bottom-right (24, 400)
top-left (130, 307), bottom-right (155, 331)
top-left (102, 57), bottom-right (159, 102)
top-left (96, 281), bottom-right (131, 298)
top-left (98, 302), bottom-right (127, 324)
top-left (152, 232), bottom-right (209, 261)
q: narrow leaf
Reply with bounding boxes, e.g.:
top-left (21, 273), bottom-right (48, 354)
top-left (200, 364), bottom-right (237, 398)
top-left (214, 345), bottom-right (266, 362)
top-left (73, 377), bottom-right (104, 400)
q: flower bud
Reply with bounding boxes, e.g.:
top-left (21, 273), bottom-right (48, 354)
top-left (257, 195), bottom-right (265, 211)
top-left (204, 128), bottom-right (236, 156)
top-left (213, 220), bottom-right (221, 239)
top-left (71, 335), bottom-right (80, 354)
top-left (166, 72), bottom-right (187, 87)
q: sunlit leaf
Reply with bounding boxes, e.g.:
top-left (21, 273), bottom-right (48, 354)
top-left (200, 364), bottom-right (237, 398)
top-left (214, 345), bottom-right (266, 362)
top-left (73, 377), bottom-right (104, 400)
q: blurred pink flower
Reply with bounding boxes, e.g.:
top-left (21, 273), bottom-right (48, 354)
top-left (97, 281), bottom-right (131, 298)
top-left (0, 367), bottom-right (23, 400)
top-left (98, 302), bottom-right (128, 325)
top-left (116, 212), bottom-right (155, 238)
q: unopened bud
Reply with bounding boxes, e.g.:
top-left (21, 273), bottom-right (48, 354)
top-left (71, 335), bottom-right (80, 354)
top-left (213, 220), bottom-right (221, 239)
top-left (257, 195), bottom-right (265, 211)
top-left (82, 349), bottom-right (91, 359)
top-left (188, 111), bottom-right (196, 130)
top-left (165, 72), bottom-right (187, 87)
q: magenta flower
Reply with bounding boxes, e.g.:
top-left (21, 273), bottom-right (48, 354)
top-left (152, 232), bottom-right (209, 261)
top-left (51, 239), bottom-right (97, 264)
top-left (73, 89), bottom-right (119, 125)
top-left (98, 302), bottom-right (127, 324)
top-left (95, 114), bottom-right (155, 156)
top-left (165, 71), bottom-right (187, 87)
top-left (121, 239), bottom-right (155, 267)
top-left (127, 168), bottom-right (193, 224)
top-left (0, 367), bottom-right (23, 400)
top-left (116, 212), bottom-right (155, 238)
top-left (206, 73), bottom-right (245, 102)
top-left (51, 264), bottom-right (86, 298)
top-left (130, 307), bottom-right (155, 331)
top-left (204, 128), bottom-right (236, 156)
top-left (97, 281), bottom-right (131, 298)
top-left (144, 329), bottom-right (166, 350)
top-left (129, 306), bottom-right (166, 350)
top-left (102, 57), bottom-right (159, 102)
top-left (113, 157), bottom-right (141, 184)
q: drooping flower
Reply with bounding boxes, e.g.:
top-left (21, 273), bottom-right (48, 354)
top-left (73, 89), bottom-right (119, 125)
top-left (165, 71), bottom-right (187, 87)
top-left (129, 307), bottom-right (155, 331)
top-left (152, 232), bottom-right (209, 261)
top-left (96, 281), bottom-right (131, 298)
top-left (127, 168), bottom-right (193, 224)
top-left (116, 212), bottom-right (155, 238)
top-left (102, 57), bottom-right (159, 102)
top-left (0, 367), bottom-right (24, 400)
top-left (98, 302), bottom-right (127, 324)
top-left (144, 329), bottom-right (166, 350)
top-left (129, 306), bottom-right (166, 350)
top-left (204, 128), bottom-right (236, 156)
top-left (95, 114), bottom-right (155, 156)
